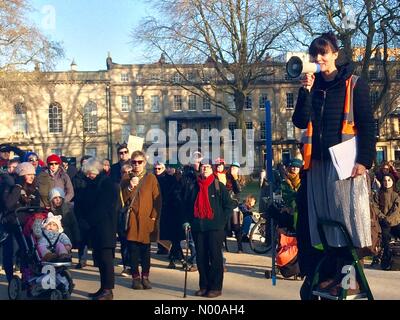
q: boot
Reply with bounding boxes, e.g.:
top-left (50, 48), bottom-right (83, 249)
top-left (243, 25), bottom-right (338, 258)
top-left (142, 277), bottom-right (152, 290)
top-left (93, 289), bottom-right (113, 300)
top-left (88, 288), bottom-right (103, 298)
top-left (167, 260), bottom-right (176, 269)
top-left (132, 278), bottom-right (143, 290)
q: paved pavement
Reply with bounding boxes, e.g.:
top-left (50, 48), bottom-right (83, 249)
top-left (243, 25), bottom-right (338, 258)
top-left (0, 239), bottom-right (399, 300)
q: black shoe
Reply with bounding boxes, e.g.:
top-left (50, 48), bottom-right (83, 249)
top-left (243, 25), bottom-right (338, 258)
top-left (88, 288), bottom-right (103, 298)
top-left (93, 289), bottom-right (113, 300)
top-left (75, 261), bottom-right (87, 269)
top-left (167, 261), bottom-right (176, 269)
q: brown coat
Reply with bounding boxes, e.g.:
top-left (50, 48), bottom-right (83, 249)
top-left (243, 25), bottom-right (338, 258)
top-left (121, 173), bottom-right (162, 244)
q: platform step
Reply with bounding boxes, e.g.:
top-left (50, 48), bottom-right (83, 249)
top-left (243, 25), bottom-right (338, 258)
top-left (312, 290), bottom-right (367, 300)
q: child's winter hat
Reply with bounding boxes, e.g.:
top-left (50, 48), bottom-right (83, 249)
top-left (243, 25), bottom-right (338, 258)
top-left (42, 212), bottom-right (63, 233)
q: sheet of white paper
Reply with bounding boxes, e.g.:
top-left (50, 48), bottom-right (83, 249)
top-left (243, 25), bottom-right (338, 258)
top-left (127, 135), bottom-right (144, 154)
top-left (328, 137), bottom-right (357, 180)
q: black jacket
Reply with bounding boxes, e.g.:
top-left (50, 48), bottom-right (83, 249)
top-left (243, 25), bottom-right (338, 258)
top-left (292, 63), bottom-right (376, 169)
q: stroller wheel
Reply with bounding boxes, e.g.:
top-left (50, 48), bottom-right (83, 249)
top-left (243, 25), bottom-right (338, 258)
top-left (49, 289), bottom-right (63, 300)
top-left (8, 276), bottom-right (22, 300)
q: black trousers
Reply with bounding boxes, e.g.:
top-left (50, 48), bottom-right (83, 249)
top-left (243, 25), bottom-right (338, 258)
top-left (92, 248), bottom-right (115, 290)
top-left (127, 241), bottom-right (151, 277)
top-left (193, 230), bottom-right (225, 291)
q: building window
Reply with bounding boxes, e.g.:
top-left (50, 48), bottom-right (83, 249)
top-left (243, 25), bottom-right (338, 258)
top-left (287, 121), bottom-right (294, 139)
top-left (137, 124), bottom-right (145, 138)
top-left (172, 72), bottom-right (182, 83)
top-left (229, 122), bottom-right (237, 140)
top-left (186, 72), bottom-right (195, 82)
top-left (188, 95), bottom-right (197, 111)
top-left (49, 102), bottom-right (63, 134)
top-left (246, 121), bottom-right (253, 140)
top-left (174, 95), bottom-right (183, 111)
top-left (151, 95), bottom-right (160, 112)
top-left (227, 95), bottom-right (236, 111)
top-left (136, 73), bottom-right (143, 82)
top-left (244, 96), bottom-right (252, 110)
top-left (202, 97), bottom-right (211, 111)
top-left (121, 96), bottom-right (130, 112)
top-left (369, 70), bottom-right (378, 80)
top-left (135, 96), bottom-right (145, 112)
top-left (260, 121), bottom-right (266, 140)
top-left (83, 101), bottom-right (97, 133)
top-left (121, 73), bottom-right (129, 82)
top-left (51, 148), bottom-right (62, 156)
top-left (13, 102), bottom-right (27, 134)
top-left (121, 124), bottom-right (131, 143)
top-left (370, 90), bottom-right (379, 106)
top-left (150, 73), bottom-right (159, 81)
top-left (85, 148), bottom-right (97, 157)
top-left (286, 93), bottom-right (294, 109)
top-left (259, 94), bottom-right (268, 110)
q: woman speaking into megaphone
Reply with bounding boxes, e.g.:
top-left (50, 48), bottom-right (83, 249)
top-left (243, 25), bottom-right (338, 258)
top-left (291, 31), bottom-right (376, 299)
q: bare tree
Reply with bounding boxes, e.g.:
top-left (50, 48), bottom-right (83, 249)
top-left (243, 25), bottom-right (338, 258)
top-left (133, 0), bottom-right (298, 136)
top-left (286, 0), bottom-right (400, 124)
top-left (0, 0), bottom-right (63, 98)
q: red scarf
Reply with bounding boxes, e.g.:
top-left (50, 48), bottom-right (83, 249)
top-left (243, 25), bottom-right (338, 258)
top-left (194, 174), bottom-right (215, 220)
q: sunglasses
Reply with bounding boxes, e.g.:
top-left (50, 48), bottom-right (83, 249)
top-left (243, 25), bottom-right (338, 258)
top-left (132, 160), bottom-right (144, 165)
top-left (28, 158), bottom-right (38, 162)
top-left (154, 167), bottom-right (163, 171)
top-left (48, 162), bottom-right (59, 166)
top-left (119, 150), bottom-right (129, 155)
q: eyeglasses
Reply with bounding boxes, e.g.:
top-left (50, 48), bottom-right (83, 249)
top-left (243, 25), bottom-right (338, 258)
top-left (119, 150), bottom-right (129, 155)
top-left (48, 162), bottom-right (59, 166)
top-left (132, 160), bottom-right (144, 165)
top-left (28, 158), bottom-right (38, 162)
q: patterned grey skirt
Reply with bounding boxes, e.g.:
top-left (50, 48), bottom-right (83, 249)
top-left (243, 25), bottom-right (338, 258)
top-left (307, 159), bottom-right (371, 248)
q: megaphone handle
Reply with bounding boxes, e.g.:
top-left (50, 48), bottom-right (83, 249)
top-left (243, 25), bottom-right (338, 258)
top-left (302, 73), bottom-right (315, 92)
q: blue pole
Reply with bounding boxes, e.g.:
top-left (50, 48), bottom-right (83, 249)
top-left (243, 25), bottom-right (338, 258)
top-left (265, 100), bottom-right (276, 286)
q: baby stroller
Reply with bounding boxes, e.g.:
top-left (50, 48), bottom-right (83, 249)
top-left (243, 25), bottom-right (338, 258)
top-left (8, 207), bottom-right (74, 300)
top-left (263, 203), bottom-right (301, 280)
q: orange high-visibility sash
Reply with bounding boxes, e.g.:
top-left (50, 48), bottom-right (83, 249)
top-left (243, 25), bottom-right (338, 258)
top-left (302, 75), bottom-right (359, 170)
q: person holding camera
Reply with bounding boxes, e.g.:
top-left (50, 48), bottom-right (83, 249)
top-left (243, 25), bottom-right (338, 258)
top-left (292, 31), bottom-right (376, 297)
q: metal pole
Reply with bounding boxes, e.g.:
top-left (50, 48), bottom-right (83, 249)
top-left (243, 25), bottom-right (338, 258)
top-left (183, 226), bottom-right (190, 298)
top-left (265, 100), bottom-right (276, 286)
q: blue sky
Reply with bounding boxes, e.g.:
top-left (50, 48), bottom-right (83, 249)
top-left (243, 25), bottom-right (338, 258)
top-left (30, 0), bottom-right (152, 71)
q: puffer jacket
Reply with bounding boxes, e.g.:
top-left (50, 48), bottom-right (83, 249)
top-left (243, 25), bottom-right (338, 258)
top-left (292, 63), bottom-right (376, 169)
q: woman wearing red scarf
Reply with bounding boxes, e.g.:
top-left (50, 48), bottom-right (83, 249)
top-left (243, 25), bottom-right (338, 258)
top-left (184, 158), bottom-right (234, 298)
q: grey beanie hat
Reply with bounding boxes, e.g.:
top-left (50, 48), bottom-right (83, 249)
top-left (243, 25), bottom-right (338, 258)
top-left (49, 187), bottom-right (65, 201)
top-left (15, 162), bottom-right (36, 176)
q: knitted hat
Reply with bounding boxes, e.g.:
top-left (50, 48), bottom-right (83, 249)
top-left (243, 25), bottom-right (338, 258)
top-left (49, 187), bottom-right (65, 201)
top-left (46, 154), bottom-right (62, 165)
top-left (289, 158), bottom-right (303, 168)
top-left (23, 152), bottom-right (38, 162)
top-left (15, 162), bottom-right (36, 176)
top-left (42, 212), bottom-right (63, 233)
top-left (215, 157), bottom-right (225, 165)
top-left (231, 161), bottom-right (240, 168)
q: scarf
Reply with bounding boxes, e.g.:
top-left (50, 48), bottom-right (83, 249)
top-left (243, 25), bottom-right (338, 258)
top-left (134, 169), bottom-right (147, 181)
top-left (285, 172), bottom-right (301, 191)
top-left (194, 174), bottom-right (215, 220)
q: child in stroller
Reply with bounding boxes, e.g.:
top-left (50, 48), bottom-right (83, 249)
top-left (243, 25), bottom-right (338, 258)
top-left (8, 207), bottom-right (74, 300)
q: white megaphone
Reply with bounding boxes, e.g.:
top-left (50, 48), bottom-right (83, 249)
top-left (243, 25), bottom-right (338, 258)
top-left (286, 56), bottom-right (321, 78)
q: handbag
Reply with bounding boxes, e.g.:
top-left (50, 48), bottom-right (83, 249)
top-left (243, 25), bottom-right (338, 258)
top-left (118, 174), bottom-right (148, 235)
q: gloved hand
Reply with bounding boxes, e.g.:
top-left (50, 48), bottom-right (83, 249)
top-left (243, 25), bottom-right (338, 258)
top-left (182, 222), bottom-right (191, 230)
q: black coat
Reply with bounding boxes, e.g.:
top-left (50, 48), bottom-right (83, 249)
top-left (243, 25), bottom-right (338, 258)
top-left (157, 172), bottom-right (184, 242)
top-left (51, 202), bottom-right (81, 247)
top-left (84, 174), bottom-right (119, 249)
top-left (292, 63), bottom-right (376, 169)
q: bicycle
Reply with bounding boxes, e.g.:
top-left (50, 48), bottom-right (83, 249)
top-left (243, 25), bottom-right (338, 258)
top-left (249, 212), bottom-right (272, 254)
